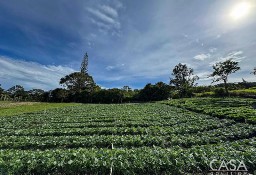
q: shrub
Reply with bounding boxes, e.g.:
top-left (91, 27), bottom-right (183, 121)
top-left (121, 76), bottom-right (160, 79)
top-left (214, 88), bottom-right (227, 97)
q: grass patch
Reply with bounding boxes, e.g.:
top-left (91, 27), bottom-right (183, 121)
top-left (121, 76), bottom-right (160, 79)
top-left (230, 88), bottom-right (256, 96)
top-left (195, 88), bottom-right (256, 97)
top-left (0, 101), bottom-right (79, 116)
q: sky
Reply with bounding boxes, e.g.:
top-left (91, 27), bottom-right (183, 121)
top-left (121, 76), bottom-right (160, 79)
top-left (0, 0), bottom-right (256, 90)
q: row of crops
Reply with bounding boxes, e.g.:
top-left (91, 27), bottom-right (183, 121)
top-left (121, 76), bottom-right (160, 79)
top-left (162, 98), bottom-right (256, 123)
top-left (0, 103), bottom-right (255, 174)
top-left (1, 141), bottom-right (256, 174)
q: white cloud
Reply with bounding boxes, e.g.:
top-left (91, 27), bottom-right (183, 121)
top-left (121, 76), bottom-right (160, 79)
top-left (0, 56), bottom-right (75, 90)
top-left (209, 47), bottom-right (217, 53)
top-left (231, 51), bottom-right (243, 56)
top-left (105, 64), bottom-right (125, 71)
top-left (90, 18), bottom-right (111, 30)
top-left (209, 50), bottom-right (245, 65)
top-left (113, 0), bottom-right (123, 9)
top-left (100, 5), bottom-right (118, 18)
top-left (194, 53), bottom-right (211, 61)
top-left (87, 5), bottom-right (121, 32)
top-left (183, 34), bottom-right (189, 38)
top-left (87, 8), bottom-right (116, 25)
top-left (106, 66), bottom-right (114, 71)
top-left (226, 51), bottom-right (245, 62)
top-left (196, 71), bottom-right (211, 81)
top-left (0, 1), bottom-right (255, 89)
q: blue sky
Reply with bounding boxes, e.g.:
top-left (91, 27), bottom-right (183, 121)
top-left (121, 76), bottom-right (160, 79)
top-left (0, 0), bottom-right (255, 90)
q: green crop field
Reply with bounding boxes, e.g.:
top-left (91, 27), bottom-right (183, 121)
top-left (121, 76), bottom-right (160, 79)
top-left (0, 102), bottom-right (255, 174)
top-left (162, 98), bottom-right (256, 124)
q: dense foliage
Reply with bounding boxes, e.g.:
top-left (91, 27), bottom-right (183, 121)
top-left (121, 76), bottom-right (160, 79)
top-left (170, 63), bottom-right (199, 97)
top-left (0, 103), bottom-right (255, 174)
top-left (59, 72), bottom-right (95, 94)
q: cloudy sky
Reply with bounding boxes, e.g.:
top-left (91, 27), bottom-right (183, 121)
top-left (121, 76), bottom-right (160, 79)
top-left (0, 0), bottom-right (255, 90)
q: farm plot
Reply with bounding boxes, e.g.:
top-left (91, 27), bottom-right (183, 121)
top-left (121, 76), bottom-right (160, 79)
top-left (162, 98), bottom-right (256, 124)
top-left (0, 103), bottom-right (255, 174)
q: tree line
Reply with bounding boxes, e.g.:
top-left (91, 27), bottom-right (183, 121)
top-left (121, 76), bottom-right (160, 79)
top-left (0, 53), bottom-right (256, 103)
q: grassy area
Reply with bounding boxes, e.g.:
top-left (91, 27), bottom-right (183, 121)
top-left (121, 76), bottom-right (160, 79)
top-left (195, 87), bottom-right (256, 97)
top-left (161, 97), bottom-right (256, 123)
top-left (230, 88), bottom-right (256, 96)
top-left (0, 101), bottom-right (79, 116)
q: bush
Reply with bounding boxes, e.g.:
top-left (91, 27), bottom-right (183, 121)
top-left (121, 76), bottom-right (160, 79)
top-left (195, 92), bottom-right (214, 97)
top-left (229, 89), bottom-right (256, 98)
top-left (170, 91), bottom-right (180, 99)
top-left (214, 88), bottom-right (227, 97)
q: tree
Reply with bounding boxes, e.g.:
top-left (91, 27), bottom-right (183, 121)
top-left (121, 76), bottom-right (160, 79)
top-left (60, 52), bottom-right (96, 96)
top-left (7, 85), bottom-right (28, 101)
top-left (137, 82), bottom-right (171, 101)
top-left (122, 86), bottom-right (131, 92)
top-left (60, 72), bottom-right (95, 94)
top-left (136, 83), bottom-right (153, 101)
top-left (90, 88), bottom-right (124, 103)
top-left (252, 67), bottom-right (256, 75)
top-left (7, 85), bottom-right (24, 95)
top-left (28, 89), bottom-right (44, 96)
top-left (41, 91), bottom-right (51, 102)
top-left (209, 59), bottom-right (240, 94)
top-left (28, 89), bottom-right (45, 101)
top-left (170, 63), bottom-right (199, 97)
top-left (0, 84), bottom-right (3, 95)
top-left (108, 88), bottom-right (124, 103)
top-left (154, 82), bottom-right (171, 100)
top-left (121, 86), bottom-right (136, 102)
top-left (0, 84), bottom-right (9, 101)
top-left (81, 52), bottom-right (88, 74)
top-left (50, 88), bottom-right (69, 102)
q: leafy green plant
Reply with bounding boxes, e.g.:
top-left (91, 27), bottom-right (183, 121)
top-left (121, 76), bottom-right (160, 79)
top-left (0, 103), bottom-right (255, 174)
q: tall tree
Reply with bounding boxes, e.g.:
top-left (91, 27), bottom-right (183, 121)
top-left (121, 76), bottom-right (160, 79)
top-left (60, 72), bottom-right (95, 94)
top-left (60, 53), bottom-right (96, 96)
top-left (81, 52), bottom-right (88, 74)
top-left (209, 59), bottom-right (240, 94)
top-left (170, 63), bottom-right (199, 97)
